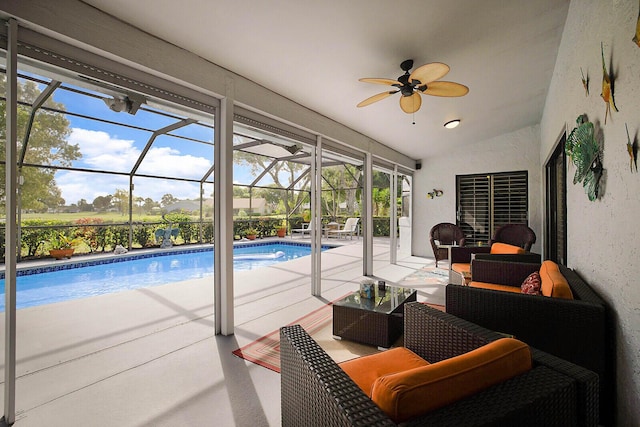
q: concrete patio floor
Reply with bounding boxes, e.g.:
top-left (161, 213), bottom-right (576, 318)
top-left (0, 238), bottom-right (441, 426)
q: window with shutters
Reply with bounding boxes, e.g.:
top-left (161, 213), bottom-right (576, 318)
top-left (456, 171), bottom-right (528, 245)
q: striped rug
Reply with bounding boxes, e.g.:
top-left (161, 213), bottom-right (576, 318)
top-left (232, 296), bottom-right (444, 373)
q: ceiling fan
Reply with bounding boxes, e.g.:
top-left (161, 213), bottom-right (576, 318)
top-left (357, 59), bottom-right (469, 114)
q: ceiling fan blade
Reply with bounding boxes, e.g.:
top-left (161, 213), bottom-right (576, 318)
top-left (359, 78), bottom-right (402, 86)
top-left (357, 90), bottom-right (397, 107)
top-left (409, 62), bottom-right (450, 85)
top-left (399, 92), bottom-right (422, 113)
top-left (421, 81), bottom-right (469, 97)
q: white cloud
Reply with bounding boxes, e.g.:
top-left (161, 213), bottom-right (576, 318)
top-left (136, 146), bottom-right (212, 179)
top-left (57, 128), bottom-right (212, 203)
top-left (69, 128), bottom-right (139, 171)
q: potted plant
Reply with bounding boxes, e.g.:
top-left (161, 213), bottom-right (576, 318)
top-left (276, 220), bottom-right (287, 238)
top-left (244, 227), bottom-right (258, 241)
top-left (48, 232), bottom-right (83, 260)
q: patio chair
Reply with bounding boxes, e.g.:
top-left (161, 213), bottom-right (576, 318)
top-left (290, 222), bottom-right (313, 238)
top-left (490, 223), bottom-right (536, 251)
top-left (281, 303), bottom-right (599, 426)
top-left (327, 217), bottom-right (360, 239)
top-left (429, 222), bottom-right (466, 267)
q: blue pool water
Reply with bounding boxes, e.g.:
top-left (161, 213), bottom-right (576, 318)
top-left (0, 242), bottom-right (328, 311)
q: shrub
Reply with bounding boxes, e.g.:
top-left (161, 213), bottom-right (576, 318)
top-left (74, 217), bottom-right (105, 252)
top-left (133, 224), bottom-right (153, 248)
top-left (109, 226), bottom-right (129, 248)
top-left (20, 219), bottom-right (53, 257)
top-left (202, 222), bottom-right (214, 243)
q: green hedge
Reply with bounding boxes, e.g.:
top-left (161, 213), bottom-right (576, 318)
top-left (8, 215), bottom-right (394, 260)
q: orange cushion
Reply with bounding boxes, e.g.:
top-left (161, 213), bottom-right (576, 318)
top-left (339, 347), bottom-right (429, 395)
top-left (539, 260), bottom-right (573, 299)
top-left (469, 281), bottom-right (521, 293)
top-left (370, 338), bottom-right (532, 423)
top-left (490, 242), bottom-right (526, 254)
top-left (451, 263), bottom-right (470, 274)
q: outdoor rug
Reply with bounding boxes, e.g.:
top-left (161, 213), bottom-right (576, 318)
top-left (396, 266), bottom-right (449, 305)
top-left (399, 266), bottom-right (450, 286)
top-left (232, 295), bottom-right (444, 373)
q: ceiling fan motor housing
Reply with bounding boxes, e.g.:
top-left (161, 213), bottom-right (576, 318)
top-left (400, 59), bottom-right (414, 71)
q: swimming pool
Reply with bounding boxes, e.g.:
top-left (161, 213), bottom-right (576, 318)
top-left (0, 241), bottom-right (331, 311)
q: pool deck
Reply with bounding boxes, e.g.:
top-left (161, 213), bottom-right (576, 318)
top-left (0, 237), bottom-right (442, 426)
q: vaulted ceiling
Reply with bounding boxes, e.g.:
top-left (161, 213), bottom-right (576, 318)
top-left (81, 0), bottom-right (570, 161)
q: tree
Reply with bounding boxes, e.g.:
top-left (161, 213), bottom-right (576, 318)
top-left (255, 185), bottom-right (286, 213)
top-left (372, 187), bottom-right (390, 216)
top-left (234, 151), bottom-right (310, 215)
top-left (143, 197), bottom-right (158, 214)
top-left (0, 77), bottom-right (80, 211)
top-left (134, 196), bottom-right (145, 215)
top-left (77, 198), bottom-right (93, 212)
top-left (233, 186), bottom-right (250, 198)
top-left (112, 188), bottom-right (129, 215)
top-left (92, 195), bottom-right (113, 212)
top-left (321, 164), bottom-right (362, 217)
top-left (161, 193), bottom-right (177, 207)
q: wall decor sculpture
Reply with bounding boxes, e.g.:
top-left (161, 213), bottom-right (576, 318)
top-left (566, 114), bottom-right (603, 201)
top-left (600, 42), bottom-right (618, 124)
top-left (580, 67), bottom-right (589, 96)
top-left (626, 123), bottom-right (637, 172)
top-left (427, 189), bottom-right (443, 199)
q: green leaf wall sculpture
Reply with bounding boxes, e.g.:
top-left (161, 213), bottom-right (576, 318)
top-left (565, 115), bottom-right (603, 201)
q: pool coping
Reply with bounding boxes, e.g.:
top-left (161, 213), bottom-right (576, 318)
top-left (0, 239), bottom-right (340, 279)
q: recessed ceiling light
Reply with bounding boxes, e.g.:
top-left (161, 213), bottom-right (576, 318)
top-left (444, 119), bottom-right (461, 129)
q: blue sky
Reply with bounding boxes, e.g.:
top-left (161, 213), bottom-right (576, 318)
top-left (45, 82), bottom-right (257, 205)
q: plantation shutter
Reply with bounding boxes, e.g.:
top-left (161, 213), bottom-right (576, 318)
top-left (457, 171), bottom-right (528, 245)
top-left (492, 172), bottom-right (528, 229)
top-left (457, 175), bottom-right (490, 245)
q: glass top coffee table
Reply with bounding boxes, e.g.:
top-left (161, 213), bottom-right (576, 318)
top-left (332, 285), bottom-right (417, 349)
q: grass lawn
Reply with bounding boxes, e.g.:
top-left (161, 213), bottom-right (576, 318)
top-left (20, 212), bottom-right (166, 222)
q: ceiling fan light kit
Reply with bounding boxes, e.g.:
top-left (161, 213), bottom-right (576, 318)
top-left (444, 119), bottom-right (461, 129)
top-left (357, 59), bottom-right (469, 114)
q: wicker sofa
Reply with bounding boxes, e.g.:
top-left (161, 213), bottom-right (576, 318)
top-left (446, 259), bottom-right (611, 425)
top-left (280, 302), bottom-right (599, 426)
top-left (448, 243), bottom-right (541, 285)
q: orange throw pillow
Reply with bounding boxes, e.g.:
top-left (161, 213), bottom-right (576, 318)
top-left (539, 260), bottom-right (573, 299)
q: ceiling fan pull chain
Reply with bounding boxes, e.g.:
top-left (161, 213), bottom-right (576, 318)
top-left (412, 96), bottom-right (416, 124)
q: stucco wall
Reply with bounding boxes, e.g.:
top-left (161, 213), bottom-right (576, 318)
top-left (412, 125), bottom-right (542, 257)
top-left (540, 0), bottom-right (640, 424)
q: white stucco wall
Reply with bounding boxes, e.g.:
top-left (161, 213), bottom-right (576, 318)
top-left (412, 125), bottom-right (542, 257)
top-left (540, 0), bottom-right (640, 424)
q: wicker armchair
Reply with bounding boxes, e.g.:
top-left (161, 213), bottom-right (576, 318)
top-left (446, 259), bottom-right (611, 425)
top-left (280, 302), bottom-right (599, 426)
top-left (429, 223), bottom-right (466, 267)
top-left (490, 223), bottom-right (537, 251)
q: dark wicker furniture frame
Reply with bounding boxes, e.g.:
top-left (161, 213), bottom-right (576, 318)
top-left (446, 259), bottom-right (612, 425)
top-left (448, 246), bottom-right (541, 285)
top-left (281, 302), bottom-right (599, 426)
top-left (489, 223), bottom-right (537, 251)
top-left (429, 222), bottom-right (466, 267)
top-left (332, 288), bottom-right (417, 348)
